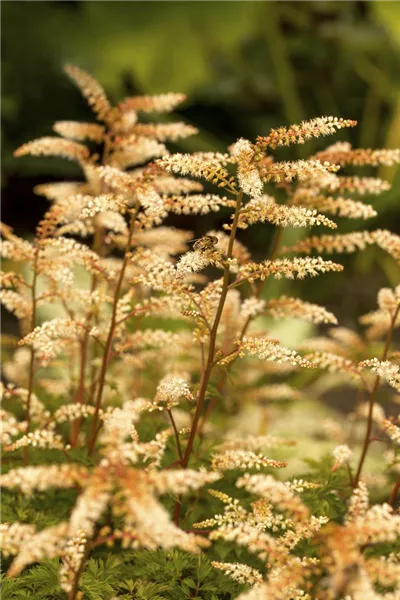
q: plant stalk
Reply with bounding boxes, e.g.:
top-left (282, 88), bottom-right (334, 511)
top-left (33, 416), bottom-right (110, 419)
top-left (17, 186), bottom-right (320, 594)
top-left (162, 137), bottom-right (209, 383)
top-left (388, 475), bottom-right (400, 506)
top-left (354, 304), bottom-right (400, 486)
top-left (87, 205), bottom-right (140, 456)
top-left (181, 191), bottom-right (243, 469)
top-left (173, 192), bottom-right (243, 524)
top-left (25, 244), bottom-right (40, 451)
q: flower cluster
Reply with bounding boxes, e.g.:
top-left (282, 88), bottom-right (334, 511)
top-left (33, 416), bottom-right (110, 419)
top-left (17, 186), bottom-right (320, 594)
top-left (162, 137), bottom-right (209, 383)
top-left (1, 65), bottom-right (400, 600)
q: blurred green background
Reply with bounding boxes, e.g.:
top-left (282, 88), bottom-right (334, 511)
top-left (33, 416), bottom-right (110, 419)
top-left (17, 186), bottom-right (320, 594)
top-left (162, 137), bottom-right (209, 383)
top-left (2, 0), bottom-right (400, 324)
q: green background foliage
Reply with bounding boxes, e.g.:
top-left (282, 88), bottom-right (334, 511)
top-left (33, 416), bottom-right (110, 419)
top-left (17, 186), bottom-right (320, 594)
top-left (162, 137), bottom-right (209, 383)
top-left (3, 1), bottom-right (400, 194)
top-left (2, 5), bottom-right (400, 595)
top-left (1, 0), bottom-right (400, 350)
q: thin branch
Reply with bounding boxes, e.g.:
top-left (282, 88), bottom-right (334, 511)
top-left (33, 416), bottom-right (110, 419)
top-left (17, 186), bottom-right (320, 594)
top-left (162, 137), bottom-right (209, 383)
top-left (199, 225), bottom-right (285, 432)
top-left (182, 191), bottom-right (243, 467)
top-left (388, 475), bottom-right (400, 506)
top-left (354, 303), bottom-right (400, 486)
top-left (26, 245), bottom-right (40, 434)
top-left (87, 204), bottom-right (140, 456)
top-left (173, 191), bottom-right (243, 524)
top-left (68, 542), bottom-right (90, 600)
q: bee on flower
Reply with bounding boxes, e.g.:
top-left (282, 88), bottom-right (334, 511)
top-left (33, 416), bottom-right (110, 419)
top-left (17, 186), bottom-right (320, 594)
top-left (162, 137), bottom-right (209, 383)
top-left (190, 235), bottom-right (219, 253)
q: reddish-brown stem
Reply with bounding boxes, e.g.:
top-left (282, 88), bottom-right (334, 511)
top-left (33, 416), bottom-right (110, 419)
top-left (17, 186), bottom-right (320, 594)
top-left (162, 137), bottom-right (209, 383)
top-left (182, 192), bottom-right (243, 466)
top-left (388, 475), bottom-right (400, 506)
top-left (69, 337), bottom-right (89, 447)
top-left (173, 191), bottom-right (243, 523)
top-left (25, 245), bottom-right (40, 435)
top-left (87, 226), bottom-right (105, 406)
top-left (70, 272), bottom-right (99, 446)
top-left (354, 303), bottom-right (400, 486)
top-left (229, 272), bottom-right (266, 291)
top-left (199, 225), bottom-right (284, 433)
top-left (87, 206), bottom-right (140, 456)
top-left (166, 459), bottom-right (182, 470)
top-left (68, 542), bottom-right (90, 600)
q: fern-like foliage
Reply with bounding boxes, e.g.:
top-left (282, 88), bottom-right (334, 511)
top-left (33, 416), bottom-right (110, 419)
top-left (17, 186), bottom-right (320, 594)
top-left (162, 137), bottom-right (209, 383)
top-left (1, 65), bottom-right (400, 600)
